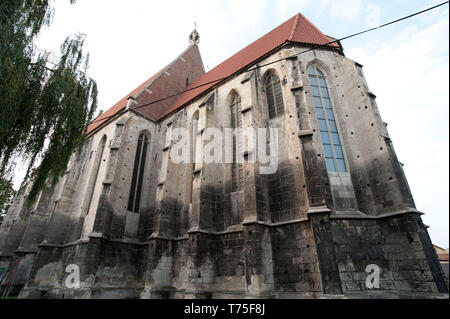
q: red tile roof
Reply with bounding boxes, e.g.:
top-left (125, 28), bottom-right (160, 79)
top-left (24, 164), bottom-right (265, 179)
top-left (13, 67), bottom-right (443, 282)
top-left (86, 45), bottom-right (204, 135)
top-left (438, 253), bottom-right (449, 262)
top-left (131, 44), bottom-right (205, 121)
top-left (162, 12), bottom-right (339, 119)
top-left (86, 71), bottom-right (161, 134)
top-left (87, 13), bottom-right (339, 134)
top-left (434, 245), bottom-right (450, 261)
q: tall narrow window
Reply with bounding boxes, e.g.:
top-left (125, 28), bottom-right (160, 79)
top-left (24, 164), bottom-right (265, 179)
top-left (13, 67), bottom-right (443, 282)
top-left (308, 66), bottom-right (347, 173)
top-left (192, 113), bottom-right (200, 169)
top-left (128, 133), bottom-right (149, 212)
top-left (264, 72), bottom-right (284, 119)
top-left (186, 111), bottom-right (199, 203)
top-left (230, 93), bottom-right (243, 192)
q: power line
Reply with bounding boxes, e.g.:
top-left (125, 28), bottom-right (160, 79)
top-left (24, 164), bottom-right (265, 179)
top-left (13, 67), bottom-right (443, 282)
top-left (85, 1), bottom-right (449, 131)
top-left (244, 1), bottom-right (450, 73)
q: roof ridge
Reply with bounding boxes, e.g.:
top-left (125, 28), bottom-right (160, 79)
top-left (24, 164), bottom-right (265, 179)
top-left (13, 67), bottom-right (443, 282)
top-left (288, 13), bottom-right (300, 41)
top-left (133, 44), bottom-right (201, 100)
top-left (195, 15), bottom-right (295, 76)
top-left (89, 12), bottom-right (342, 134)
top-left (129, 69), bottom-right (163, 100)
top-left (175, 15), bottom-right (296, 92)
top-left (86, 45), bottom-right (201, 135)
top-left (162, 13), bottom-right (339, 120)
top-left (297, 12), bottom-right (338, 47)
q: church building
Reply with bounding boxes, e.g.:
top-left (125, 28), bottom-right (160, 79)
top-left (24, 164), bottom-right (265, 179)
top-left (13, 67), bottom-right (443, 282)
top-left (0, 13), bottom-right (448, 299)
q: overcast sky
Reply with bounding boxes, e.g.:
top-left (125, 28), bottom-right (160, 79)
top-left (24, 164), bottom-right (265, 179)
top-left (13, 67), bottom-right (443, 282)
top-left (16, 0), bottom-right (449, 247)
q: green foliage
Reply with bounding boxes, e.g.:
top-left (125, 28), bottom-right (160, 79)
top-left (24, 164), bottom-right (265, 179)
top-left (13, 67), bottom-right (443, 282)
top-left (0, 0), bottom-right (97, 206)
top-left (0, 178), bottom-right (16, 222)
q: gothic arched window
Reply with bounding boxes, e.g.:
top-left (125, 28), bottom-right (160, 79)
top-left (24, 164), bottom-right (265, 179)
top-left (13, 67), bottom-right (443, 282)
top-left (186, 111), bottom-right (199, 204)
top-left (192, 111), bottom-right (200, 170)
top-left (230, 92), bottom-right (243, 192)
top-left (308, 66), bottom-right (347, 172)
top-left (264, 72), bottom-right (284, 119)
top-left (127, 133), bottom-right (149, 212)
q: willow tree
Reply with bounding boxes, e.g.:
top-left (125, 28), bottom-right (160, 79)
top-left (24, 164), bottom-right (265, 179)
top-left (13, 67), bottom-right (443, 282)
top-left (0, 0), bottom-right (97, 206)
top-left (0, 178), bottom-right (16, 221)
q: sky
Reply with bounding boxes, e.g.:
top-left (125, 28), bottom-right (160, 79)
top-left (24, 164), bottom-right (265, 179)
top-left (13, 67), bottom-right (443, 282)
top-left (16, 0), bottom-right (449, 247)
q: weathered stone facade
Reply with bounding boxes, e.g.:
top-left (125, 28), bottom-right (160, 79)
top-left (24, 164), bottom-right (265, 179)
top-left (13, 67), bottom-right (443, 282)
top-left (0, 14), bottom-right (448, 299)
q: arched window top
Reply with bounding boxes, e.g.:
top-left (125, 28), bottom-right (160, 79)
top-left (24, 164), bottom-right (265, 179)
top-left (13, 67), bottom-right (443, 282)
top-left (138, 132), bottom-right (149, 142)
top-left (192, 110), bottom-right (199, 121)
top-left (308, 65), bottom-right (324, 76)
top-left (264, 71), bottom-right (281, 86)
top-left (96, 134), bottom-right (107, 150)
top-left (230, 92), bottom-right (241, 105)
top-left (264, 71), bottom-right (284, 119)
top-left (191, 110), bottom-right (199, 138)
top-left (229, 91), bottom-right (242, 126)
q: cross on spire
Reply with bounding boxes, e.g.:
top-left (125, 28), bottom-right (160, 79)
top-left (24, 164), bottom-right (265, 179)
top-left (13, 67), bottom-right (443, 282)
top-left (189, 24), bottom-right (200, 45)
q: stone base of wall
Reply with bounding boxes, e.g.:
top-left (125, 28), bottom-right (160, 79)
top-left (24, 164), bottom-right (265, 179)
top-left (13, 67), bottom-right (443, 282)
top-left (17, 286), bottom-right (448, 299)
top-left (0, 283), bottom-right (25, 298)
top-left (19, 287), bottom-right (143, 299)
top-left (2, 212), bottom-right (448, 299)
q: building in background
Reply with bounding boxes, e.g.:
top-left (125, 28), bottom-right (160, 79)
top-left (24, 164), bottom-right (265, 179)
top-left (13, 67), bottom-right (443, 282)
top-left (0, 13), bottom-right (448, 299)
top-left (434, 245), bottom-right (449, 280)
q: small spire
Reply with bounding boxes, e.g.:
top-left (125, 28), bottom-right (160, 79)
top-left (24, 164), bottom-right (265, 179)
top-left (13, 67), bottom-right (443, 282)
top-left (189, 22), bottom-right (200, 45)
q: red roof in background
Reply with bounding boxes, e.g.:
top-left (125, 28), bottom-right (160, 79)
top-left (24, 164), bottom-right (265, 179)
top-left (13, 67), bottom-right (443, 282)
top-left (87, 13), bottom-right (339, 135)
top-left (434, 245), bottom-right (449, 261)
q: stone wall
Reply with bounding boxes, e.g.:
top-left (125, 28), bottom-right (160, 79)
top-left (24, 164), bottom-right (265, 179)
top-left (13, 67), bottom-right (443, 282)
top-left (0, 42), bottom-right (447, 299)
